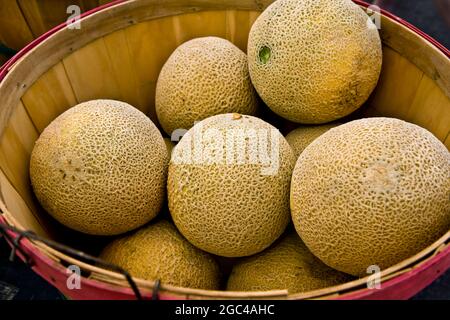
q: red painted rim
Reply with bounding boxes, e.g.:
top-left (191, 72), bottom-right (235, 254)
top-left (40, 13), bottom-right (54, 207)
top-left (0, 0), bottom-right (449, 299)
top-left (2, 213), bottom-right (448, 300)
top-left (335, 244), bottom-right (450, 300)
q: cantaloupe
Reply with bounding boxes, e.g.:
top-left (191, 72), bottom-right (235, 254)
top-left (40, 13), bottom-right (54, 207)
top-left (163, 137), bottom-right (175, 155)
top-left (227, 233), bottom-right (352, 293)
top-left (156, 37), bottom-right (258, 135)
top-left (30, 100), bottom-right (168, 236)
top-left (285, 124), bottom-right (340, 159)
top-left (168, 113), bottom-right (295, 257)
top-left (290, 117), bottom-right (450, 276)
top-left (247, 0), bottom-right (382, 123)
top-left (99, 220), bottom-right (221, 290)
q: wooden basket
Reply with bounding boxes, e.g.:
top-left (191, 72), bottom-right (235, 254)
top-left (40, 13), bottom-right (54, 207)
top-left (0, 0), bottom-right (449, 300)
top-left (0, 1), bottom-right (115, 67)
top-left (0, 1), bottom-right (116, 50)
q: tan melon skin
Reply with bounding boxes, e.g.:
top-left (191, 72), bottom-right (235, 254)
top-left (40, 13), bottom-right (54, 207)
top-left (168, 114), bottom-right (296, 258)
top-left (248, 0), bottom-right (382, 124)
top-left (227, 233), bottom-right (353, 293)
top-left (30, 100), bottom-right (168, 236)
top-left (163, 137), bottom-right (175, 155)
top-left (99, 220), bottom-right (221, 290)
top-left (291, 117), bottom-right (450, 276)
top-left (156, 37), bottom-right (259, 135)
top-left (285, 123), bottom-right (340, 159)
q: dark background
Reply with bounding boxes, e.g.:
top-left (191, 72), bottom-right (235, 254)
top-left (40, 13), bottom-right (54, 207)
top-left (373, 0), bottom-right (450, 49)
top-left (0, 0), bottom-right (449, 300)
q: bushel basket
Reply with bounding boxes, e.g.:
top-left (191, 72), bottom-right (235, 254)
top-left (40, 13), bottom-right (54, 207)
top-left (0, 0), bottom-right (449, 300)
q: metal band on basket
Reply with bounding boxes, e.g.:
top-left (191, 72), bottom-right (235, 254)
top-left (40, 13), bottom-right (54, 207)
top-left (152, 279), bottom-right (161, 300)
top-left (0, 222), bottom-right (143, 300)
top-left (0, 228), bottom-right (33, 266)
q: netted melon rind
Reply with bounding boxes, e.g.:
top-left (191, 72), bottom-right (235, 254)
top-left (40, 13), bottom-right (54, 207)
top-left (227, 233), bottom-right (353, 293)
top-left (285, 123), bottom-right (340, 159)
top-left (248, 0), bottom-right (382, 123)
top-left (99, 220), bottom-right (221, 290)
top-left (156, 36), bottom-right (259, 135)
top-left (168, 113), bottom-right (295, 257)
top-left (30, 99), bottom-right (168, 235)
top-left (291, 117), bottom-right (450, 276)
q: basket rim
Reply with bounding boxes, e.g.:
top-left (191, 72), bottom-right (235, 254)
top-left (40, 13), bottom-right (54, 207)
top-left (1, 212), bottom-right (449, 300)
top-left (0, 0), bottom-right (449, 299)
top-left (0, 0), bottom-right (448, 80)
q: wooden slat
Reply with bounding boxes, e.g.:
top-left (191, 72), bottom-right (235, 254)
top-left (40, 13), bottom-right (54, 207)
top-left (102, 30), bottom-right (143, 112)
top-left (63, 32), bottom-right (162, 117)
top-left (0, 0), bottom-right (34, 50)
top-left (0, 3), bottom-right (282, 137)
top-left (123, 17), bottom-right (179, 122)
top-left (445, 134), bottom-right (450, 150)
top-left (0, 102), bottom-right (38, 196)
top-left (248, 11), bottom-right (261, 26)
top-left (17, 0), bottom-right (48, 37)
top-left (80, 0), bottom-right (101, 11)
top-left (18, 0), bottom-right (101, 38)
top-left (368, 47), bottom-right (424, 119)
top-left (62, 38), bottom-right (122, 103)
top-left (21, 62), bottom-right (78, 132)
top-left (379, 14), bottom-right (450, 99)
top-left (0, 169), bottom-right (48, 237)
top-left (406, 74), bottom-right (450, 142)
top-left (172, 11), bottom-right (227, 46)
top-left (97, 0), bottom-right (114, 5)
top-left (368, 47), bottom-right (450, 143)
top-left (0, 102), bottom-right (41, 222)
top-left (225, 10), bottom-right (260, 52)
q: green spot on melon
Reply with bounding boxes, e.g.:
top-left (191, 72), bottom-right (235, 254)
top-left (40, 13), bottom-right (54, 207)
top-left (258, 46), bottom-right (271, 64)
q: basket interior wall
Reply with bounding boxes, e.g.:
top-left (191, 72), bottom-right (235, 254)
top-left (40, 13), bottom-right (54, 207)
top-left (0, 0), bottom-right (116, 51)
top-left (0, 9), bottom-right (449, 254)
